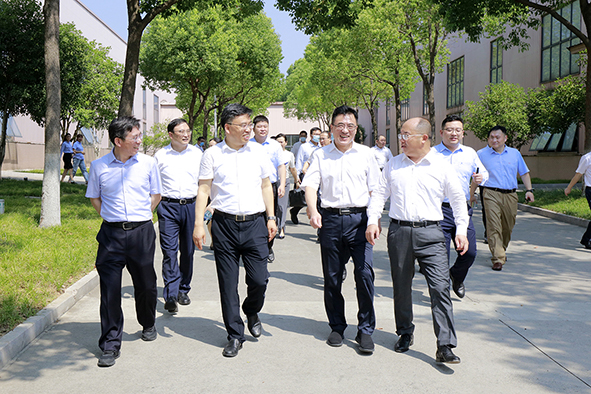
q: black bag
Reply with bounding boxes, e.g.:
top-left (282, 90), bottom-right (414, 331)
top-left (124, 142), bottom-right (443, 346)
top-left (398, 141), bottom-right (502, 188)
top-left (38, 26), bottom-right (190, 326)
top-left (289, 188), bottom-right (306, 208)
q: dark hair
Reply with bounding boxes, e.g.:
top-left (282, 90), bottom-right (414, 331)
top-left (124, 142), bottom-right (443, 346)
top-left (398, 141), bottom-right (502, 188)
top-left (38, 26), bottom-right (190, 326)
top-left (167, 118), bottom-right (188, 133)
top-left (299, 130), bottom-right (307, 137)
top-left (310, 126), bottom-right (322, 135)
top-left (275, 133), bottom-right (286, 140)
top-left (197, 136), bottom-right (206, 142)
top-left (376, 134), bottom-right (385, 140)
top-left (220, 103), bottom-right (252, 128)
top-left (253, 115), bottom-right (269, 125)
top-left (441, 114), bottom-right (463, 129)
top-left (331, 105), bottom-right (358, 125)
top-left (214, 137), bottom-right (222, 143)
top-left (488, 125), bottom-right (507, 138)
top-left (108, 116), bottom-right (140, 145)
top-left (76, 133), bottom-right (83, 139)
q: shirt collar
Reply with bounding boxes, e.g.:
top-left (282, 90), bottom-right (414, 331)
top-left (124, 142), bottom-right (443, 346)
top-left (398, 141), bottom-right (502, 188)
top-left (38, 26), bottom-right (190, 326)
top-left (107, 149), bottom-right (139, 164)
top-left (434, 142), bottom-right (464, 155)
top-left (487, 145), bottom-right (508, 155)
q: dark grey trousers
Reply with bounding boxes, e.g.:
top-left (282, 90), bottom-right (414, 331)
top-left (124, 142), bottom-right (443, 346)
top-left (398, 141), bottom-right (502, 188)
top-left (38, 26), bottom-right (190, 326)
top-left (387, 221), bottom-right (457, 348)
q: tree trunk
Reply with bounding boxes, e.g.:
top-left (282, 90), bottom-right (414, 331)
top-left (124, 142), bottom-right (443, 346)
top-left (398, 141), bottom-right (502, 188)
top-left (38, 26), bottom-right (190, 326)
top-left (118, 18), bottom-right (145, 117)
top-left (0, 111), bottom-right (8, 180)
top-left (40, 0), bottom-right (61, 228)
top-left (585, 54), bottom-right (591, 152)
top-left (425, 80), bottom-right (436, 145)
top-left (394, 85), bottom-right (401, 155)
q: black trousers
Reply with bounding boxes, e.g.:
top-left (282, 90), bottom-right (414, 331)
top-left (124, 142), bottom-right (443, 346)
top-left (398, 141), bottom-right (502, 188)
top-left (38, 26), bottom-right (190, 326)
top-left (581, 187), bottom-right (591, 245)
top-left (95, 221), bottom-right (157, 352)
top-left (157, 200), bottom-right (195, 300)
top-left (268, 182), bottom-right (279, 251)
top-left (211, 212), bottom-right (269, 342)
top-left (440, 204), bottom-right (477, 283)
top-left (319, 209), bottom-right (375, 336)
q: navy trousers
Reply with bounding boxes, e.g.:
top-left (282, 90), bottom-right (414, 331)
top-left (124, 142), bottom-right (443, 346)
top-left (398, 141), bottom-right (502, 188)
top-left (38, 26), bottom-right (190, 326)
top-left (157, 200), bottom-right (195, 300)
top-left (440, 204), bottom-right (477, 283)
top-left (95, 221), bottom-right (157, 352)
top-left (211, 212), bottom-right (269, 342)
top-left (581, 187), bottom-right (591, 246)
top-left (319, 209), bottom-right (375, 336)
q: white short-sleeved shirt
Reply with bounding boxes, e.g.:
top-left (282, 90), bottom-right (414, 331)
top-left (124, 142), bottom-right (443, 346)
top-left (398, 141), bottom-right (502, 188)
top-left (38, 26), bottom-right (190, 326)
top-left (296, 141), bottom-right (320, 173)
top-left (199, 140), bottom-right (274, 215)
top-left (575, 152), bottom-right (591, 186)
top-left (371, 145), bottom-right (394, 169)
top-left (154, 144), bottom-right (202, 199)
top-left (249, 137), bottom-right (286, 183)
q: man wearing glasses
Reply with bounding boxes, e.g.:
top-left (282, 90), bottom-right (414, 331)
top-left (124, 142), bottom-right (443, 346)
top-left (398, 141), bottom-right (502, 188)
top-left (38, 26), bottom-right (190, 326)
top-left (432, 115), bottom-right (488, 298)
top-left (86, 117), bottom-right (162, 367)
top-left (371, 134), bottom-right (394, 170)
top-left (366, 117), bottom-right (468, 364)
top-left (301, 105), bottom-right (380, 354)
top-left (292, 127), bottom-right (322, 224)
top-left (193, 103), bottom-right (277, 357)
top-left (155, 119), bottom-right (203, 314)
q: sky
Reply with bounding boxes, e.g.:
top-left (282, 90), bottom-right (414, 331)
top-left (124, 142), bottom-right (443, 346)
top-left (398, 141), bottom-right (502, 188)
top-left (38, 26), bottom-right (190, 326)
top-left (79, 0), bottom-right (309, 75)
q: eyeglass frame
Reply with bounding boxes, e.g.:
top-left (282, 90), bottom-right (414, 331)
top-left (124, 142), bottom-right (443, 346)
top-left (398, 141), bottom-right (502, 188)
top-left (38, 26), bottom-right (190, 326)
top-left (333, 123), bottom-right (358, 132)
top-left (397, 133), bottom-right (422, 141)
top-left (227, 122), bottom-right (255, 130)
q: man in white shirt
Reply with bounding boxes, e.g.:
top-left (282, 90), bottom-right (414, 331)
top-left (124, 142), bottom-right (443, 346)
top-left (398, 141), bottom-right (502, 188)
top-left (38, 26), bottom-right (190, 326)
top-left (302, 105), bottom-right (380, 354)
top-left (193, 103), bottom-right (277, 358)
top-left (291, 127), bottom-right (322, 224)
top-left (250, 115), bottom-right (286, 262)
top-left (371, 134), bottom-right (394, 170)
top-left (291, 130), bottom-right (307, 160)
top-left (155, 119), bottom-right (203, 313)
top-left (366, 117), bottom-right (469, 364)
top-left (432, 115), bottom-right (488, 299)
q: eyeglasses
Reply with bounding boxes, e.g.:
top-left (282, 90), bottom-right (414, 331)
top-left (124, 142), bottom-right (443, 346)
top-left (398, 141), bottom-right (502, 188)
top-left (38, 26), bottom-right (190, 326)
top-left (398, 133), bottom-right (421, 140)
top-left (333, 123), bottom-right (357, 132)
top-left (175, 129), bottom-right (192, 135)
top-left (121, 134), bottom-right (142, 142)
top-left (444, 128), bottom-right (464, 134)
top-left (228, 122), bottom-right (254, 130)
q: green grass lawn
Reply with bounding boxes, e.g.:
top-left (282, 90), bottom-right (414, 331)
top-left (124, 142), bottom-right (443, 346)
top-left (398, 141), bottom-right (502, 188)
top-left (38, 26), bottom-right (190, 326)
top-left (519, 188), bottom-right (591, 219)
top-left (0, 179), bottom-right (101, 335)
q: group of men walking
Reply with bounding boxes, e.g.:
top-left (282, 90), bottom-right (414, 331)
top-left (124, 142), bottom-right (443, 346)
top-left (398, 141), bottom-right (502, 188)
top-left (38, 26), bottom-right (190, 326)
top-left (85, 103), bottom-right (536, 368)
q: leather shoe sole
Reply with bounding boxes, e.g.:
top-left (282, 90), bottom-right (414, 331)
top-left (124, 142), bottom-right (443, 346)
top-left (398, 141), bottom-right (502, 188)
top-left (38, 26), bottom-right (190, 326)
top-left (247, 314), bottom-right (262, 338)
top-left (394, 334), bottom-right (413, 353)
top-left (492, 262), bottom-right (503, 271)
top-left (222, 339), bottom-right (242, 357)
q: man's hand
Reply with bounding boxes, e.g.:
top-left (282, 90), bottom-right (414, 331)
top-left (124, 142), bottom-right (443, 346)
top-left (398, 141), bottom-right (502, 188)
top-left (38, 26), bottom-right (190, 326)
top-left (454, 235), bottom-right (469, 255)
top-left (366, 224), bottom-right (381, 245)
top-left (565, 186), bottom-right (572, 196)
top-left (525, 191), bottom-right (534, 202)
top-left (193, 225), bottom-right (206, 250)
top-left (309, 211), bottom-right (322, 229)
top-left (472, 172), bottom-right (483, 185)
top-left (278, 185), bottom-right (285, 198)
top-left (267, 219), bottom-right (278, 240)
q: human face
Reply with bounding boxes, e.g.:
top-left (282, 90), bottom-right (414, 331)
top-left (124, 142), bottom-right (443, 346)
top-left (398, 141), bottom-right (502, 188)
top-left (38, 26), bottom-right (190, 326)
top-left (319, 132), bottom-right (331, 146)
top-left (116, 126), bottom-right (142, 159)
top-left (399, 121), bottom-right (425, 158)
top-left (170, 122), bottom-right (191, 148)
top-left (310, 129), bottom-right (322, 145)
top-left (330, 114), bottom-right (356, 152)
top-left (76, 135), bottom-right (83, 142)
top-left (488, 129), bottom-right (507, 152)
top-left (225, 114), bottom-right (253, 148)
top-left (208, 139), bottom-right (217, 148)
top-left (253, 121), bottom-right (269, 142)
top-left (440, 120), bottom-right (464, 148)
top-left (376, 135), bottom-right (386, 148)
top-left (276, 136), bottom-right (287, 150)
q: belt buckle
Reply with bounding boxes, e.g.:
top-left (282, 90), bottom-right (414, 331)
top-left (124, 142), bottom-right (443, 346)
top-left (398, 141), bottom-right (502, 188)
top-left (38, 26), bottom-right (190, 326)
top-left (122, 222), bottom-right (133, 231)
top-left (179, 198), bottom-right (187, 205)
top-left (412, 221), bottom-right (423, 228)
top-left (339, 208), bottom-right (351, 215)
top-left (235, 214), bottom-right (246, 222)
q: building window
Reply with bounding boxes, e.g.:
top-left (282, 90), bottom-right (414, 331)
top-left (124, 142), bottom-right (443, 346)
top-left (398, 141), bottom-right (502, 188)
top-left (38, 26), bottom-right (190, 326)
top-left (153, 94), bottom-right (159, 124)
top-left (541, 2), bottom-right (581, 82)
top-left (142, 88), bottom-right (147, 120)
top-left (386, 99), bottom-right (391, 126)
top-left (530, 123), bottom-right (578, 152)
top-left (490, 39), bottom-right (503, 84)
top-left (447, 56), bottom-right (464, 108)
top-left (401, 98), bottom-right (410, 121)
top-left (286, 134), bottom-right (299, 150)
top-left (423, 85), bottom-right (429, 115)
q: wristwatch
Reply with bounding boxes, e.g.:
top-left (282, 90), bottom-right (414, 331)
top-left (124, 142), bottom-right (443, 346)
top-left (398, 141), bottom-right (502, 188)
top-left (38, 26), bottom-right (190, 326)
top-left (526, 189), bottom-right (534, 193)
top-left (267, 216), bottom-right (277, 221)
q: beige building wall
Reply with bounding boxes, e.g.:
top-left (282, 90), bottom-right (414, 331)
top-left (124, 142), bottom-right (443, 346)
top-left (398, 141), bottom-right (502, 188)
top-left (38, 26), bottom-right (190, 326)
top-left (266, 103), bottom-right (323, 137)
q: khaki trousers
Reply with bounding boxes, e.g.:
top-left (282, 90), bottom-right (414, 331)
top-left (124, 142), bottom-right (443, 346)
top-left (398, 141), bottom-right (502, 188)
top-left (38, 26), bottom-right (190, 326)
top-left (483, 189), bottom-right (518, 266)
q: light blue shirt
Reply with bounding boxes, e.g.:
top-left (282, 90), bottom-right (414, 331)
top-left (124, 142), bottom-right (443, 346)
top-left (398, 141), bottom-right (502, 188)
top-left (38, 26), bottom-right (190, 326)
top-left (72, 140), bottom-right (85, 161)
top-left (433, 143), bottom-right (489, 201)
top-left (296, 141), bottom-right (320, 173)
top-left (60, 141), bottom-right (73, 155)
top-left (477, 145), bottom-right (529, 190)
top-left (249, 138), bottom-right (286, 183)
top-left (86, 150), bottom-right (161, 222)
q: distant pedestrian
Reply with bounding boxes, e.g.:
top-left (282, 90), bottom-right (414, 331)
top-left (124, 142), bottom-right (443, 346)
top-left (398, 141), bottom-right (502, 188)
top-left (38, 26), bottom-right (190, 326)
top-left (319, 131), bottom-right (331, 146)
top-left (371, 134), bottom-right (393, 170)
top-left (477, 125), bottom-right (534, 271)
top-left (291, 130), bottom-right (307, 160)
top-left (291, 127), bottom-right (321, 224)
top-left (71, 133), bottom-right (89, 185)
top-left (155, 119), bottom-right (203, 314)
top-left (86, 116), bottom-right (162, 367)
top-left (565, 151), bottom-right (591, 249)
top-left (196, 136), bottom-right (206, 151)
top-left (275, 133), bottom-right (298, 239)
top-left (193, 103), bottom-right (277, 358)
top-left (60, 133), bottom-right (74, 183)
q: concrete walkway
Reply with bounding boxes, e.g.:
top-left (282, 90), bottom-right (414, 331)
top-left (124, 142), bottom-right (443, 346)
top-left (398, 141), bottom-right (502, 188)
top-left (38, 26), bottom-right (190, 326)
top-left (1, 205), bottom-right (590, 393)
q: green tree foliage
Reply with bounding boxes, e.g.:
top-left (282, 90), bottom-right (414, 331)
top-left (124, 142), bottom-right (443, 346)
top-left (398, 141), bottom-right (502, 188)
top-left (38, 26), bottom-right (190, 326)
top-left (140, 6), bottom-right (282, 140)
top-left (0, 0), bottom-right (45, 175)
top-left (142, 121), bottom-right (171, 154)
top-left (276, 0), bottom-right (365, 35)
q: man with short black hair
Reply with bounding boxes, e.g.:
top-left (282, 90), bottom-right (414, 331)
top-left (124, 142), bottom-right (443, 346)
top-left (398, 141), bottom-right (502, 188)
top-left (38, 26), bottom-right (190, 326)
top-left (291, 127), bottom-right (322, 224)
top-left (155, 118), bottom-right (203, 313)
top-left (371, 134), bottom-right (393, 170)
top-left (87, 116), bottom-right (161, 367)
top-left (291, 130), bottom-right (307, 160)
top-left (72, 133), bottom-right (89, 184)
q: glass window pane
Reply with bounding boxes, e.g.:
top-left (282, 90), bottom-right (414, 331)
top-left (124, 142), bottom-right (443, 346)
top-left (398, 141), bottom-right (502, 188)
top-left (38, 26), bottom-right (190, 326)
top-left (546, 132), bottom-right (563, 151)
top-left (551, 45), bottom-right (560, 80)
top-left (542, 15), bottom-right (551, 47)
top-left (560, 123), bottom-right (577, 151)
top-left (542, 49), bottom-right (550, 81)
top-left (560, 42), bottom-right (571, 77)
top-left (572, 2), bottom-right (581, 30)
top-left (552, 17), bottom-right (561, 44)
top-left (562, 6), bottom-right (572, 40)
top-left (571, 53), bottom-right (580, 74)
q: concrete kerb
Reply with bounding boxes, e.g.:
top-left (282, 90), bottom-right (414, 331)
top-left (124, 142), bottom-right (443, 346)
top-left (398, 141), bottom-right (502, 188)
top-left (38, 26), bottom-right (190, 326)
top-left (518, 203), bottom-right (589, 228)
top-left (0, 269), bottom-right (99, 370)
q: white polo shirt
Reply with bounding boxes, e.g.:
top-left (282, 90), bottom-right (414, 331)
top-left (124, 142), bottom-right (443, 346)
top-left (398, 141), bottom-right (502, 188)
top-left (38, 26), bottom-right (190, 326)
top-left (154, 144), bottom-right (202, 199)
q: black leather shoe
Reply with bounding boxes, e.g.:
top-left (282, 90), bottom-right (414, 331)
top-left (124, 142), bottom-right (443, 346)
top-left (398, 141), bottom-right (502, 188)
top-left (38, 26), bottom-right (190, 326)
top-left (222, 339), bottom-right (242, 357)
top-left (164, 296), bottom-right (178, 313)
top-left (585, 242), bottom-right (591, 250)
top-left (450, 273), bottom-right (465, 298)
top-left (435, 345), bottom-right (461, 364)
top-left (355, 333), bottom-right (374, 354)
top-left (326, 331), bottom-right (343, 347)
top-left (178, 293), bottom-right (191, 306)
top-left (141, 326), bottom-right (157, 341)
top-left (247, 314), bottom-right (262, 338)
top-left (97, 349), bottom-right (120, 367)
top-left (268, 248), bottom-right (275, 263)
top-left (394, 333), bottom-right (413, 353)
top-left (492, 262), bottom-right (503, 271)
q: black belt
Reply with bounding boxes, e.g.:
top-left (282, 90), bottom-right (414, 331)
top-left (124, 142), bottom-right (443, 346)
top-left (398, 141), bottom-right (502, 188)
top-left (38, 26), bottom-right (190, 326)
top-left (214, 210), bottom-right (264, 222)
top-left (391, 219), bottom-right (439, 227)
top-left (103, 220), bottom-right (150, 230)
top-left (482, 186), bottom-right (516, 194)
top-left (161, 196), bottom-right (196, 204)
top-left (324, 207), bottom-right (366, 215)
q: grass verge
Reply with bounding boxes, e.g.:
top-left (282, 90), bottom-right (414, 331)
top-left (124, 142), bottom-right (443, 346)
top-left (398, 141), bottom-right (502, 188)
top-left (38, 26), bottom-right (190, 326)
top-left (0, 179), bottom-right (101, 336)
top-left (518, 188), bottom-right (591, 220)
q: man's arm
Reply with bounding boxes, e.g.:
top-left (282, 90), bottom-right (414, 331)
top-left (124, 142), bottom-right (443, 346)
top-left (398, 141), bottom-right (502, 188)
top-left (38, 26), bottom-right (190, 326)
top-left (90, 197), bottom-right (102, 215)
top-left (193, 179), bottom-right (212, 250)
top-left (565, 172), bottom-right (583, 196)
top-left (521, 172), bottom-right (535, 202)
top-left (304, 185), bottom-right (322, 229)
top-left (277, 163), bottom-right (286, 198)
top-left (150, 194), bottom-right (161, 212)
top-left (262, 177), bottom-right (278, 239)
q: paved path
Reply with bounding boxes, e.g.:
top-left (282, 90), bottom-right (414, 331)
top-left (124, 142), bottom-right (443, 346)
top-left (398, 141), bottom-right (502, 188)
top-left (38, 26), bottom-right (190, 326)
top-left (1, 206), bottom-right (590, 393)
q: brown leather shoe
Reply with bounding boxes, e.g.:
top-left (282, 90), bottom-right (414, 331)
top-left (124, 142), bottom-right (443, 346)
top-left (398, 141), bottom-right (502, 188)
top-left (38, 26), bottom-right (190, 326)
top-left (492, 262), bottom-right (503, 271)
